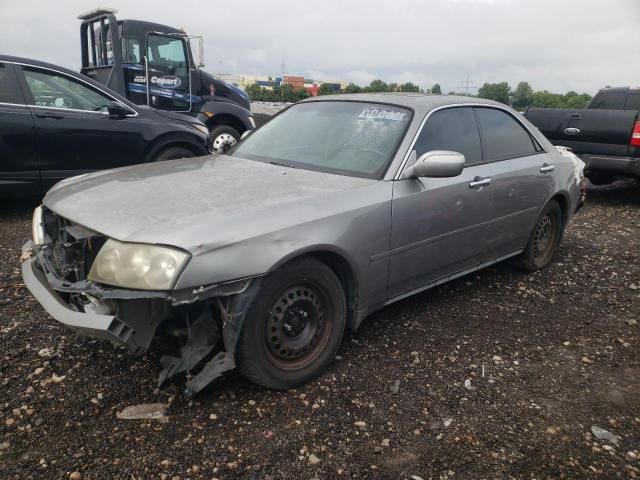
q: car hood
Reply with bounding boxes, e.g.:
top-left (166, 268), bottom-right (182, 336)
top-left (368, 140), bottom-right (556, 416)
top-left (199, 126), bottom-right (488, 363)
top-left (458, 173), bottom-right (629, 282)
top-left (43, 155), bottom-right (378, 252)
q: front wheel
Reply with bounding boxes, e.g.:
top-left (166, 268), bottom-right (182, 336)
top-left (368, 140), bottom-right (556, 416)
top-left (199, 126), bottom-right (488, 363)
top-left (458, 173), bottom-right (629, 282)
top-left (209, 125), bottom-right (240, 154)
top-left (236, 257), bottom-right (346, 389)
top-left (515, 200), bottom-right (563, 272)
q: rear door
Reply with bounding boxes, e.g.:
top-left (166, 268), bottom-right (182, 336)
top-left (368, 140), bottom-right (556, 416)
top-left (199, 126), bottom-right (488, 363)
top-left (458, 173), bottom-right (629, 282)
top-left (17, 64), bottom-right (146, 189)
top-left (388, 107), bottom-right (493, 298)
top-left (0, 62), bottom-right (39, 195)
top-left (474, 107), bottom-right (554, 259)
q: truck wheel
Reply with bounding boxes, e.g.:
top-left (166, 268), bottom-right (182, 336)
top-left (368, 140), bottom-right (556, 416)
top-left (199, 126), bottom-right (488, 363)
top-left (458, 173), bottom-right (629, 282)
top-left (209, 125), bottom-right (240, 154)
top-left (152, 146), bottom-right (194, 162)
top-left (515, 200), bottom-right (563, 272)
top-left (236, 257), bottom-right (346, 389)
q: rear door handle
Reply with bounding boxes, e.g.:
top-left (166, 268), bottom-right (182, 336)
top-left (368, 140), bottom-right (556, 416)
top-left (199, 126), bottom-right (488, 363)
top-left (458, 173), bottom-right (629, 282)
top-left (35, 113), bottom-right (64, 119)
top-left (540, 164), bottom-right (555, 173)
top-left (469, 176), bottom-right (492, 188)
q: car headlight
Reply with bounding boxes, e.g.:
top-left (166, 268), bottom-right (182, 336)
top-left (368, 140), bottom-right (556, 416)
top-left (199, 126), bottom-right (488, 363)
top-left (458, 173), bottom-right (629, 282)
top-left (88, 239), bottom-right (189, 290)
top-left (192, 124), bottom-right (210, 136)
top-left (32, 206), bottom-right (45, 245)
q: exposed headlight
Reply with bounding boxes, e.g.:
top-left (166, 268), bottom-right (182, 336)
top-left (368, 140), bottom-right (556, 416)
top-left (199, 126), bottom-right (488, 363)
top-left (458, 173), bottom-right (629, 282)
top-left (88, 239), bottom-right (189, 290)
top-left (32, 206), bottom-right (45, 245)
top-left (192, 124), bottom-right (210, 136)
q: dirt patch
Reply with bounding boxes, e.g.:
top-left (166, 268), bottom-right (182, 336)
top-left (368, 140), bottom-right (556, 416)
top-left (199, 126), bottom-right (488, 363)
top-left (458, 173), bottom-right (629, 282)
top-left (1, 181), bottom-right (639, 479)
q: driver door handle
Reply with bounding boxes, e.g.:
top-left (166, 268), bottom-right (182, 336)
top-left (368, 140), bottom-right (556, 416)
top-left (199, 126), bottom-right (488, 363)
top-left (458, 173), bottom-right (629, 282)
top-left (35, 112), bottom-right (64, 120)
top-left (540, 164), bottom-right (555, 173)
top-left (469, 176), bottom-right (492, 188)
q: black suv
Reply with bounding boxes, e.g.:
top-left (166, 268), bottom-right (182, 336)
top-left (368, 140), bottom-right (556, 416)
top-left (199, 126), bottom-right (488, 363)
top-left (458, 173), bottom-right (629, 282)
top-left (0, 55), bottom-right (211, 196)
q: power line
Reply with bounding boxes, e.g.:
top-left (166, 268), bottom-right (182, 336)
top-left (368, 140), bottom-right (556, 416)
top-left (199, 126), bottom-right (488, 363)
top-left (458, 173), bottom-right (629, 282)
top-left (457, 74), bottom-right (476, 96)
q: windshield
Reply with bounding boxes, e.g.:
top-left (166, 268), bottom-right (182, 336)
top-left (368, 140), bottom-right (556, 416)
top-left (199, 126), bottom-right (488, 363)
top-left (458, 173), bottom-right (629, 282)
top-left (231, 101), bottom-right (411, 178)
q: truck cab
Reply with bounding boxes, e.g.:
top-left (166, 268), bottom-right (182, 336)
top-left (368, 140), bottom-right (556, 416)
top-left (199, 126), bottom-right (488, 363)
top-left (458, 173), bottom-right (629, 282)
top-left (78, 8), bottom-right (255, 152)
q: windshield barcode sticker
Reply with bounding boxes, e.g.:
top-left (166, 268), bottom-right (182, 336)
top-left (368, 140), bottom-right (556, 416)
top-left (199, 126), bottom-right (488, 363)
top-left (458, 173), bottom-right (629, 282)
top-left (359, 108), bottom-right (407, 121)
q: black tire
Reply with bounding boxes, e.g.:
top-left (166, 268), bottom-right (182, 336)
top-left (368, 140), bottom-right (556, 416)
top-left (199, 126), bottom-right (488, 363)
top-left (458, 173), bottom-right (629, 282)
top-left (516, 200), bottom-right (563, 272)
top-left (236, 257), bottom-right (346, 389)
top-left (152, 146), bottom-right (194, 162)
top-left (209, 125), bottom-right (240, 154)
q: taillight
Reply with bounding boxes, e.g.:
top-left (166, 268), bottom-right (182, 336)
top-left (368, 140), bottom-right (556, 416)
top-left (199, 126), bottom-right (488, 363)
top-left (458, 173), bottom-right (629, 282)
top-left (631, 121), bottom-right (640, 147)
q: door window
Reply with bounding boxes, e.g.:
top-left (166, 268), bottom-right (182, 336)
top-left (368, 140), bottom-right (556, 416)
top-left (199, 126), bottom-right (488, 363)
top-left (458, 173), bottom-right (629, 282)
top-left (23, 67), bottom-right (113, 112)
top-left (414, 107), bottom-right (483, 165)
top-left (475, 108), bottom-right (538, 161)
top-left (0, 64), bottom-right (24, 104)
top-left (122, 37), bottom-right (141, 64)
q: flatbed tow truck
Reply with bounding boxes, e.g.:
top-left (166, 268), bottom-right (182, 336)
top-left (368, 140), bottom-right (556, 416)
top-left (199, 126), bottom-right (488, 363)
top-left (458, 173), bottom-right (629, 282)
top-left (78, 8), bottom-right (255, 153)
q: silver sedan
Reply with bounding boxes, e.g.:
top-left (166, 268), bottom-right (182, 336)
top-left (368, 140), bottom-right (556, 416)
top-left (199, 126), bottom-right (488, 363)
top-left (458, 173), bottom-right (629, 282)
top-left (21, 94), bottom-right (582, 394)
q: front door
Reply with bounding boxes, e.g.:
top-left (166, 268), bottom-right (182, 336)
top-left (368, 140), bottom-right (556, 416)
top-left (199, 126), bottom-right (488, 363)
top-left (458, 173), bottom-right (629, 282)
top-left (17, 64), bottom-right (145, 190)
top-left (388, 107), bottom-right (494, 298)
top-left (0, 62), bottom-right (39, 195)
top-left (144, 33), bottom-right (193, 112)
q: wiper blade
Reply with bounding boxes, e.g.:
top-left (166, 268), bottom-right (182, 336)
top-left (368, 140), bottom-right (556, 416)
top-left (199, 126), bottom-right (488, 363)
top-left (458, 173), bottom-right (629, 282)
top-left (269, 161), bottom-right (295, 169)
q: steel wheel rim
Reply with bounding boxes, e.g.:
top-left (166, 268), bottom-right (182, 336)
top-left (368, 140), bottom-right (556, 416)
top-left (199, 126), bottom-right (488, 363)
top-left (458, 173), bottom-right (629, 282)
top-left (533, 215), bottom-right (555, 258)
top-left (264, 283), bottom-right (332, 370)
top-left (211, 133), bottom-right (237, 153)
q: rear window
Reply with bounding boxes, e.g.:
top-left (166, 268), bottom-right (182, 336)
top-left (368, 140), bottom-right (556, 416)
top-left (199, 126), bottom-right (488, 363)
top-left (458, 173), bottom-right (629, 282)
top-left (475, 108), bottom-right (538, 161)
top-left (590, 91), bottom-right (627, 110)
top-left (625, 93), bottom-right (640, 111)
top-left (0, 64), bottom-right (24, 104)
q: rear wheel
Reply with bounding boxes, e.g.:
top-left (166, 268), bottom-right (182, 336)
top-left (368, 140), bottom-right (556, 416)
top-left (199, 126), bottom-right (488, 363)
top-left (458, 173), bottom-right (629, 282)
top-left (516, 200), bottom-right (563, 272)
top-left (152, 146), bottom-right (194, 162)
top-left (237, 257), bottom-right (346, 389)
top-left (209, 125), bottom-right (240, 154)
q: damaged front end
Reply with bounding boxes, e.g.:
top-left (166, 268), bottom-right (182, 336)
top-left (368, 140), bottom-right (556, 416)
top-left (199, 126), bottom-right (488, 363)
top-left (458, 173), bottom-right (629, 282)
top-left (21, 207), bottom-right (262, 395)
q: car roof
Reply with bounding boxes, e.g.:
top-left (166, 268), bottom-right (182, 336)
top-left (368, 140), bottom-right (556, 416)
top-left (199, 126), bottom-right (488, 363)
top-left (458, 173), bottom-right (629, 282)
top-left (301, 92), bottom-right (508, 116)
top-left (0, 54), bottom-right (137, 108)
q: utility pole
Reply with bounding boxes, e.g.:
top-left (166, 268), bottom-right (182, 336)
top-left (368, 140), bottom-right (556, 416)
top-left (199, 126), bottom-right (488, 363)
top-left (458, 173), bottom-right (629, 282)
top-left (458, 74), bottom-right (476, 96)
top-left (280, 58), bottom-right (286, 102)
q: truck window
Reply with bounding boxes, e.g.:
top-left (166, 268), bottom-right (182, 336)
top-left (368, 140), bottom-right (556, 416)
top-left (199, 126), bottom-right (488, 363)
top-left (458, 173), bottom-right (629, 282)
top-left (475, 108), bottom-right (538, 161)
top-left (122, 37), bottom-right (141, 64)
top-left (625, 93), bottom-right (640, 111)
top-left (23, 67), bottom-right (114, 112)
top-left (590, 91), bottom-right (626, 110)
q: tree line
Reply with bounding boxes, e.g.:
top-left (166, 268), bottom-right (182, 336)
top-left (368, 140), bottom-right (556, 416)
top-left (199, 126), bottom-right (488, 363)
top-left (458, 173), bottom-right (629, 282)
top-left (245, 78), bottom-right (591, 109)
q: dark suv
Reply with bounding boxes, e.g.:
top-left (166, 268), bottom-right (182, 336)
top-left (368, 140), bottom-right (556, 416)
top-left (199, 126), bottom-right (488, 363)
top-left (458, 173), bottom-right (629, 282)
top-left (0, 55), bottom-right (211, 196)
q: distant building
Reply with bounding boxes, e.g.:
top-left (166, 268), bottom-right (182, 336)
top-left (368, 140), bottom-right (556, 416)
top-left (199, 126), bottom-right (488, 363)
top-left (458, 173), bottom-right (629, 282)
top-left (216, 72), bottom-right (348, 96)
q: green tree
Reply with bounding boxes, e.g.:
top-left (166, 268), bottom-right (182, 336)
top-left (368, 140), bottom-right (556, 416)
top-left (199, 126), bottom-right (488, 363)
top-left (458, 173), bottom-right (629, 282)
top-left (345, 83), bottom-right (362, 94)
top-left (511, 82), bottom-right (534, 110)
top-left (366, 79), bottom-right (390, 93)
top-left (477, 82), bottom-right (511, 105)
top-left (531, 90), bottom-right (564, 108)
top-left (430, 83), bottom-right (442, 94)
top-left (563, 91), bottom-right (591, 109)
top-left (318, 83), bottom-right (337, 96)
top-left (399, 82), bottom-right (420, 92)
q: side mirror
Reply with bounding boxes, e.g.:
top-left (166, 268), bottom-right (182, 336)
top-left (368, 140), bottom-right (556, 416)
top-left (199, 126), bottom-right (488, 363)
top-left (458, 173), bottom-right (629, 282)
top-left (107, 102), bottom-right (132, 119)
top-left (241, 130), bottom-right (253, 140)
top-left (403, 150), bottom-right (465, 179)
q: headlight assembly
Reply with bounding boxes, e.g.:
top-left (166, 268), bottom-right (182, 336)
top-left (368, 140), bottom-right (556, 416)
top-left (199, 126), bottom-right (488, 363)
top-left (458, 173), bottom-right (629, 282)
top-left (192, 124), bottom-right (210, 136)
top-left (32, 206), bottom-right (45, 245)
top-left (88, 239), bottom-right (189, 290)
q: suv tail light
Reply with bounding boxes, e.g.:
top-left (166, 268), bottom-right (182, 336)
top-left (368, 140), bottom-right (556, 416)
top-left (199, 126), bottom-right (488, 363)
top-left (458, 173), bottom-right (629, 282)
top-left (631, 121), bottom-right (640, 147)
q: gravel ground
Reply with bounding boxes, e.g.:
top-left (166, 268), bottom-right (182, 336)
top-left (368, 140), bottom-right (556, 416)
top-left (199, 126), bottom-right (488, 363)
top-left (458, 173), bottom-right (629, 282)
top-left (0, 181), bottom-right (639, 480)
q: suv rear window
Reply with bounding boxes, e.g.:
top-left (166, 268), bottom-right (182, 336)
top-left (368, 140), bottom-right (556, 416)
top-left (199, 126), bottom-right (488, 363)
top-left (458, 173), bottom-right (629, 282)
top-left (590, 91), bottom-right (627, 110)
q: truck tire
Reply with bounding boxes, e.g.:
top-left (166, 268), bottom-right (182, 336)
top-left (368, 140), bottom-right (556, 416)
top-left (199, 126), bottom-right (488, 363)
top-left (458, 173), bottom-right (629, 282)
top-left (152, 146), bottom-right (194, 162)
top-left (236, 257), bottom-right (346, 390)
top-left (515, 200), bottom-right (563, 272)
top-left (209, 125), bottom-right (240, 154)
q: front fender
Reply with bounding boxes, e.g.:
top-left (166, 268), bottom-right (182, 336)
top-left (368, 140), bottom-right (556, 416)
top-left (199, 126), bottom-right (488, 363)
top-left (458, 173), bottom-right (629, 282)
top-left (145, 132), bottom-right (210, 162)
top-left (196, 101), bottom-right (254, 131)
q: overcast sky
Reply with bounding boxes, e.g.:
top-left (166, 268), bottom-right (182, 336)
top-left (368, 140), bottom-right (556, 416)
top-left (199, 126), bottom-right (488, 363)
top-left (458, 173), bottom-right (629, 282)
top-left (1, 0), bottom-right (639, 94)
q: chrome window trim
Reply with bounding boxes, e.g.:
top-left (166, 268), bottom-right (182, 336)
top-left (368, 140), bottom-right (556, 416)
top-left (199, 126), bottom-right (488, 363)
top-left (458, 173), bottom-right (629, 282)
top-left (393, 102), bottom-right (547, 180)
top-left (0, 102), bottom-right (29, 108)
top-left (5, 60), bottom-right (138, 118)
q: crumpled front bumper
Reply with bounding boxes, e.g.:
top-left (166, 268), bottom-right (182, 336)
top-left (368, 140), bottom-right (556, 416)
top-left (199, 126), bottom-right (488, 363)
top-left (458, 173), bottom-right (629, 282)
top-left (20, 241), bottom-right (162, 353)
